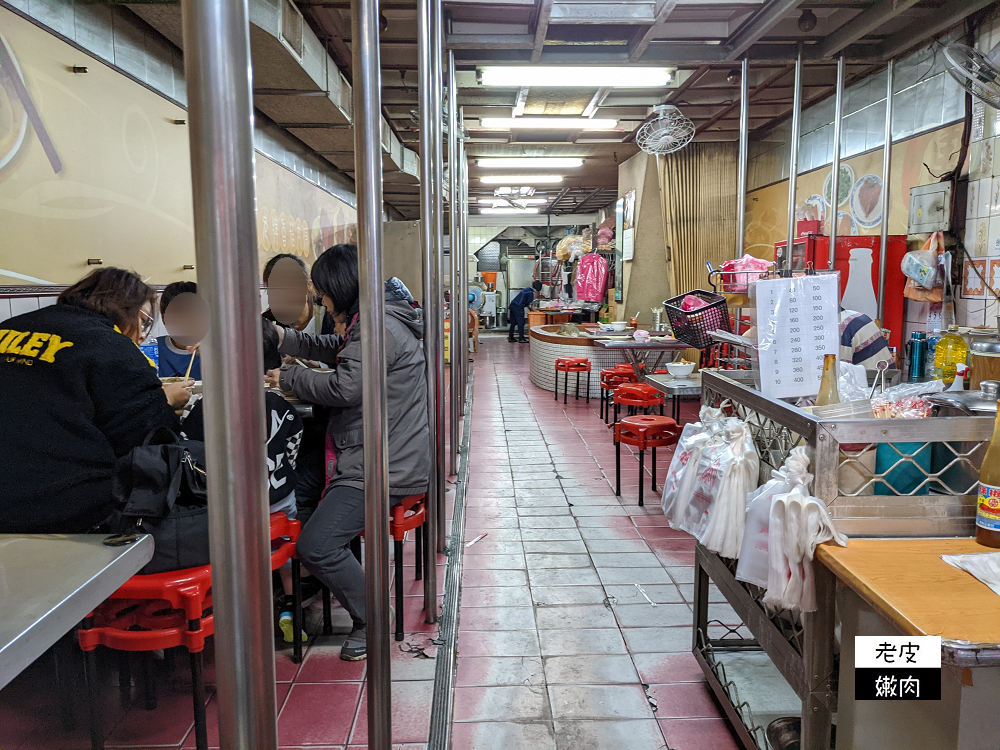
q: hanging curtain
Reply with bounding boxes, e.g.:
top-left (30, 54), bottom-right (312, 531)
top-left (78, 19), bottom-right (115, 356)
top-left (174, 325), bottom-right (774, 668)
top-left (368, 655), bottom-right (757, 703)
top-left (658, 143), bottom-right (738, 295)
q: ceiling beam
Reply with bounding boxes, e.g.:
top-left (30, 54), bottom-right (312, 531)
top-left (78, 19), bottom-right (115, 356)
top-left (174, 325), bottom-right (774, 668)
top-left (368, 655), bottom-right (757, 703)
top-left (573, 187), bottom-right (604, 212)
top-left (878, 0), bottom-right (995, 61)
top-left (446, 33), bottom-right (535, 49)
top-left (582, 87), bottom-right (611, 118)
top-left (724, 0), bottom-right (805, 61)
top-left (695, 64), bottom-right (793, 135)
top-left (627, 0), bottom-right (680, 63)
top-left (513, 87), bottom-right (529, 117)
top-left (531, 0), bottom-right (555, 63)
top-left (545, 186), bottom-right (571, 214)
top-left (812, 0), bottom-right (920, 59)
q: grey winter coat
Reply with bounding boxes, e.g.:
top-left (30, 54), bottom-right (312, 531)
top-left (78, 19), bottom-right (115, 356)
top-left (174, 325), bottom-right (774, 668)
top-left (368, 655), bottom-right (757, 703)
top-left (277, 298), bottom-right (430, 497)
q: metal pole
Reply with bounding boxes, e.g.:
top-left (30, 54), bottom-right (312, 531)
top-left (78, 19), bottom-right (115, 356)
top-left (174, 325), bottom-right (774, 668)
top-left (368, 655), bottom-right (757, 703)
top-left (432, 0), bottom-right (447, 555)
top-left (419, 0), bottom-right (442, 576)
top-left (828, 56), bottom-right (845, 270)
top-left (179, 1), bottom-right (276, 748)
top-left (460, 113), bottom-right (470, 416)
top-left (736, 58), bottom-right (749, 257)
top-left (351, 0), bottom-right (392, 747)
top-left (785, 47), bottom-right (803, 273)
top-left (448, 51), bottom-right (460, 476)
top-left (877, 59), bottom-right (894, 323)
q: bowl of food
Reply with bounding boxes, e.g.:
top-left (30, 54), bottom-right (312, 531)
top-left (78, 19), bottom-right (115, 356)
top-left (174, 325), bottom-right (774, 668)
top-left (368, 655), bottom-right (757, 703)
top-left (666, 359), bottom-right (695, 378)
top-left (610, 321), bottom-right (627, 331)
top-left (633, 329), bottom-right (650, 342)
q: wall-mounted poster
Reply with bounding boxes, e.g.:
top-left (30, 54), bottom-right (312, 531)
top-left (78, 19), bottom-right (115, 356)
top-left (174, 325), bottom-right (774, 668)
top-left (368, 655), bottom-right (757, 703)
top-left (615, 197), bottom-right (624, 301)
top-left (622, 190), bottom-right (636, 262)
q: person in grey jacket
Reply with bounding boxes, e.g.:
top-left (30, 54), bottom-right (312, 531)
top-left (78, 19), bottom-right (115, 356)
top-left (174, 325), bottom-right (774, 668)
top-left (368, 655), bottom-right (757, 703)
top-left (267, 244), bottom-right (430, 661)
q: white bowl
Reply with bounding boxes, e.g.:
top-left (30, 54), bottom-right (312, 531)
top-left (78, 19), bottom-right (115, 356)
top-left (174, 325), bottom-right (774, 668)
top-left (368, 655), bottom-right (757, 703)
top-left (666, 362), bottom-right (695, 378)
top-left (610, 321), bottom-right (627, 331)
top-left (633, 330), bottom-right (650, 342)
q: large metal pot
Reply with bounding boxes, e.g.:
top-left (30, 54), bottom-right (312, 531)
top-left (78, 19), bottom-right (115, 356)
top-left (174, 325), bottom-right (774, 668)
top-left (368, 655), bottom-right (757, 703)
top-left (971, 334), bottom-right (1000, 390)
top-left (926, 380), bottom-right (1000, 416)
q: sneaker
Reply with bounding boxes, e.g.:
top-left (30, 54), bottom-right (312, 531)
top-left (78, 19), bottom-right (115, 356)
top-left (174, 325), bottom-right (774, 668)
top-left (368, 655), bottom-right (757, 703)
top-left (518, 338), bottom-right (529, 343)
top-left (507, 337), bottom-right (516, 342)
top-left (340, 628), bottom-right (367, 661)
top-left (278, 611), bottom-right (308, 644)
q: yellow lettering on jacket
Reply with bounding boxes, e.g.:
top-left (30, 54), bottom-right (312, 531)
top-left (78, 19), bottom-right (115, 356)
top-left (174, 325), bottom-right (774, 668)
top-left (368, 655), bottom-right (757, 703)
top-left (0, 330), bottom-right (20, 353)
top-left (4, 331), bottom-right (30, 355)
top-left (39, 334), bottom-right (74, 363)
top-left (19, 332), bottom-right (51, 358)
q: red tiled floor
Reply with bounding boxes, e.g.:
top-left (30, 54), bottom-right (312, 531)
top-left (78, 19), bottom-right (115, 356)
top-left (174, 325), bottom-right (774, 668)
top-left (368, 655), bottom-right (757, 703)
top-left (278, 682), bottom-right (362, 746)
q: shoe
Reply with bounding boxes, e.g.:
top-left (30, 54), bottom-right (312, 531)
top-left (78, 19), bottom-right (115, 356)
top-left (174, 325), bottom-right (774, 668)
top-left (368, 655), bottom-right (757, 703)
top-left (278, 611), bottom-right (308, 643)
top-left (518, 338), bottom-right (529, 343)
top-left (507, 337), bottom-right (516, 342)
top-left (340, 628), bottom-right (367, 661)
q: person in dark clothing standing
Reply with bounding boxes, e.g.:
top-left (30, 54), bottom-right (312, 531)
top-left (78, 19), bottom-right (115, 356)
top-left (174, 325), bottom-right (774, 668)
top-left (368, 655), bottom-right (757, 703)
top-left (508, 280), bottom-right (543, 342)
top-left (0, 268), bottom-right (192, 534)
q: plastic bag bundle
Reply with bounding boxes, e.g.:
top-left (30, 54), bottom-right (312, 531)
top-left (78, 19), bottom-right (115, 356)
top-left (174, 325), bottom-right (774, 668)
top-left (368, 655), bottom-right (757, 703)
top-left (902, 231), bottom-right (945, 302)
top-left (696, 420), bottom-right (760, 559)
top-left (575, 252), bottom-right (609, 302)
top-left (762, 489), bottom-right (847, 612)
top-left (735, 447), bottom-right (812, 588)
top-left (661, 406), bottom-right (726, 526)
top-left (720, 254), bottom-right (773, 294)
top-left (838, 361), bottom-right (869, 403)
top-left (941, 551), bottom-right (1000, 597)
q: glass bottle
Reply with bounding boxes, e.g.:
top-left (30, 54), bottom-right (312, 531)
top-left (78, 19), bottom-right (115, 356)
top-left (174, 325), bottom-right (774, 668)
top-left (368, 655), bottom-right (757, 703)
top-left (976, 406), bottom-right (1000, 548)
top-left (815, 354), bottom-right (841, 406)
top-left (933, 325), bottom-right (968, 385)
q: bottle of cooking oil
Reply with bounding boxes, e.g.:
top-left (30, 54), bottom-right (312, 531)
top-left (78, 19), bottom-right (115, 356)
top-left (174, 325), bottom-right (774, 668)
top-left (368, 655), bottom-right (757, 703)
top-left (976, 407), bottom-right (1000, 548)
top-left (933, 325), bottom-right (968, 385)
top-left (815, 354), bottom-right (841, 406)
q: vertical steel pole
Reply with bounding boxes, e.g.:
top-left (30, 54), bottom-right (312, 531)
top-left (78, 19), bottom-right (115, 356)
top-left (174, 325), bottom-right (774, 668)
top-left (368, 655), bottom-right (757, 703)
top-left (785, 48), bottom-right (803, 273)
top-left (179, 1), bottom-right (276, 748)
top-left (460, 125), bottom-right (469, 414)
top-left (419, 0), bottom-right (442, 574)
top-left (432, 0), bottom-right (447, 555)
top-left (877, 59), bottom-right (894, 323)
top-left (352, 0), bottom-right (392, 747)
top-left (448, 51), bottom-right (460, 476)
top-left (736, 58), bottom-right (749, 256)
top-left (828, 56), bottom-right (845, 270)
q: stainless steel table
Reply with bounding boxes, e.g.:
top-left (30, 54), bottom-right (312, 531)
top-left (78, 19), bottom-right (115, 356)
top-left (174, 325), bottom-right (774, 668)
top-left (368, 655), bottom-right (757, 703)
top-left (0, 534), bottom-right (154, 691)
top-left (646, 372), bottom-right (702, 422)
top-left (593, 337), bottom-right (689, 381)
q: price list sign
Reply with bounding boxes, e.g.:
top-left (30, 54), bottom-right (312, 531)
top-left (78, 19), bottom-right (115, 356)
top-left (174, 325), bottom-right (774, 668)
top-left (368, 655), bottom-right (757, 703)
top-left (755, 275), bottom-right (840, 400)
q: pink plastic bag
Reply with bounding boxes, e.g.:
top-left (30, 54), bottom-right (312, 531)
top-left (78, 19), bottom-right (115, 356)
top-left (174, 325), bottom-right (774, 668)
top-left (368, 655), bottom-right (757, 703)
top-left (720, 254), bottom-right (772, 293)
top-left (575, 252), bottom-right (609, 302)
top-left (681, 294), bottom-right (709, 311)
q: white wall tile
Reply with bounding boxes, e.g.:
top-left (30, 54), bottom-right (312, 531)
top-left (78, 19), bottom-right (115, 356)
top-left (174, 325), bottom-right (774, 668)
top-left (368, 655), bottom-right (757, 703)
top-left (9, 298), bottom-right (39, 317)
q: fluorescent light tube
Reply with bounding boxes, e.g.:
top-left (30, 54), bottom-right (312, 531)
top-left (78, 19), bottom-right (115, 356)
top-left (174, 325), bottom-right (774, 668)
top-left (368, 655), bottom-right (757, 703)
top-left (481, 67), bottom-right (672, 88)
top-left (480, 174), bottom-right (563, 184)
top-left (477, 198), bottom-right (548, 205)
top-left (477, 157), bottom-right (583, 169)
top-left (480, 117), bottom-right (617, 130)
top-left (481, 208), bottom-right (541, 215)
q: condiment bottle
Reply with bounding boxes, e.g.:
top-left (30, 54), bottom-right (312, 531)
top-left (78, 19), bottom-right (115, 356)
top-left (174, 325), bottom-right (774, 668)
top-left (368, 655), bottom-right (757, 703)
top-left (815, 354), bottom-right (841, 406)
top-left (976, 403), bottom-right (1000, 548)
top-left (933, 325), bottom-right (968, 385)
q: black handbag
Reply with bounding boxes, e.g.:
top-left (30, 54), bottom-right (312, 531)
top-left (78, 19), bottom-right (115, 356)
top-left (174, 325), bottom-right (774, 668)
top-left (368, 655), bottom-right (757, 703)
top-left (110, 427), bottom-right (211, 574)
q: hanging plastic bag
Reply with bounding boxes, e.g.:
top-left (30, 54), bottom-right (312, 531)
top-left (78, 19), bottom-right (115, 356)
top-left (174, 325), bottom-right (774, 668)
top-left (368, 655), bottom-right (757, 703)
top-left (903, 231), bottom-right (945, 302)
top-left (661, 407), bottom-right (726, 527)
top-left (698, 420), bottom-right (760, 559)
top-left (575, 252), bottom-right (609, 302)
top-left (720, 254), bottom-right (774, 294)
top-left (736, 447), bottom-right (811, 588)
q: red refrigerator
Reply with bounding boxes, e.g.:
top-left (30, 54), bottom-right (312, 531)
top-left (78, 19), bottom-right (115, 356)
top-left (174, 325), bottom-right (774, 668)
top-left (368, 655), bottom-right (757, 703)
top-left (773, 234), bottom-right (908, 350)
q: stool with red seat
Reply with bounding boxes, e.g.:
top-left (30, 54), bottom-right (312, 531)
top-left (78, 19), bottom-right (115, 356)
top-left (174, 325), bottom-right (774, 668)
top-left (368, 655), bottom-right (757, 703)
top-left (78, 565), bottom-right (213, 750)
top-left (614, 415), bottom-right (681, 506)
top-left (554, 356), bottom-right (592, 404)
top-left (270, 512), bottom-right (305, 663)
top-left (600, 367), bottom-right (636, 423)
top-left (611, 383), bottom-right (666, 427)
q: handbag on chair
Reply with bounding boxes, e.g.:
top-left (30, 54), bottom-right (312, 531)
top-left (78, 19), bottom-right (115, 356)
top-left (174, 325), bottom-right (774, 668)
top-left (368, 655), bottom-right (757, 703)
top-left (110, 427), bottom-right (211, 574)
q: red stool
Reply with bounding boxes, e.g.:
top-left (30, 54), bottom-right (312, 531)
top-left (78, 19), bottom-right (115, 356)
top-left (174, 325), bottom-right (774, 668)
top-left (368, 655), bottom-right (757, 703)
top-left (78, 565), bottom-right (213, 750)
top-left (615, 415), bottom-right (681, 506)
top-left (611, 383), bottom-right (666, 427)
top-left (554, 356), bottom-right (592, 404)
top-left (600, 369), bottom-right (636, 423)
top-left (270, 512), bottom-right (305, 663)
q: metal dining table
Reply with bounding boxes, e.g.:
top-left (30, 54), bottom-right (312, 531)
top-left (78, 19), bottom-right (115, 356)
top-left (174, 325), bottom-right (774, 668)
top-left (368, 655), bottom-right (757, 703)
top-left (592, 337), bottom-right (690, 381)
top-left (646, 372), bottom-right (702, 422)
top-left (0, 534), bottom-right (154, 691)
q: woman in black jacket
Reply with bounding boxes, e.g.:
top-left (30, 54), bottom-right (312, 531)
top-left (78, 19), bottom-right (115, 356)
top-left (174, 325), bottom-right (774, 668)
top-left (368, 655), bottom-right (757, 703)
top-left (0, 268), bottom-right (193, 533)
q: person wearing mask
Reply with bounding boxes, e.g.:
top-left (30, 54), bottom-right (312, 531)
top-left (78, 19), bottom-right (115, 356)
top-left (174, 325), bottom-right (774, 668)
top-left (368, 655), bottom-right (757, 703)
top-left (156, 281), bottom-right (202, 379)
top-left (265, 244), bottom-right (430, 661)
top-left (0, 268), bottom-right (192, 534)
top-left (508, 280), bottom-right (542, 343)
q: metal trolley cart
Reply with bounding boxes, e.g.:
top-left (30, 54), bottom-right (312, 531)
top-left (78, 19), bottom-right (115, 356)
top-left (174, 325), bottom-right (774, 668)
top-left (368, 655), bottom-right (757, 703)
top-left (693, 370), bottom-right (994, 750)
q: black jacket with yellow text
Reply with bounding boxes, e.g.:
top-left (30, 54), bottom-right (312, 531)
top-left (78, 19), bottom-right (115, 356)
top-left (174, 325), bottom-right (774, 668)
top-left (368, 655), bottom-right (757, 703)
top-left (0, 303), bottom-right (178, 532)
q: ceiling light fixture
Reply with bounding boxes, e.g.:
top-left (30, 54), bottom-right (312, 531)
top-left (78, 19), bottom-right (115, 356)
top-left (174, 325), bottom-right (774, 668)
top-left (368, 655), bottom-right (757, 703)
top-left (480, 66), bottom-right (672, 88)
top-left (481, 117), bottom-right (618, 130)
top-left (477, 157), bottom-right (583, 169)
top-left (481, 175), bottom-right (564, 185)
top-left (481, 207), bottom-right (541, 215)
top-left (477, 197), bottom-right (548, 205)
top-left (798, 9), bottom-right (817, 32)
top-left (727, 69), bottom-right (741, 85)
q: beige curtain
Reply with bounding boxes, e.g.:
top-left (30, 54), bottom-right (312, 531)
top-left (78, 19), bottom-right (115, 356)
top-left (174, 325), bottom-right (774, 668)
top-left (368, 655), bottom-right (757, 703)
top-left (658, 143), bottom-right (738, 295)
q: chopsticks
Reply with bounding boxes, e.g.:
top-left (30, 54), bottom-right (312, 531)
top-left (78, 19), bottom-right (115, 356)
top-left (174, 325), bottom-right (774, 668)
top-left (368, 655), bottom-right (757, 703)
top-left (183, 345), bottom-right (199, 381)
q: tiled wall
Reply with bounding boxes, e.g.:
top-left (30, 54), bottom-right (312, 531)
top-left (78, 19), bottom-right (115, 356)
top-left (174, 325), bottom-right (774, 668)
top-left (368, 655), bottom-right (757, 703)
top-left (528, 335), bottom-right (626, 399)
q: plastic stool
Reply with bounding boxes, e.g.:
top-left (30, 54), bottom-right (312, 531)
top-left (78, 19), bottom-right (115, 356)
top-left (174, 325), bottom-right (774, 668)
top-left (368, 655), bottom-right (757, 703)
top-left (554, 356), bottom-right (592, 404)
top-left (614, 415), bottom-right (681, 506)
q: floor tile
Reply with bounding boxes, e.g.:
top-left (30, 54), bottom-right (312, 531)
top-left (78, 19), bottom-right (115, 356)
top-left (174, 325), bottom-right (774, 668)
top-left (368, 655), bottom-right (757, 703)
top-left (461, 569), bottom-right (528, 587)
top-left (525, 553), bottom-right (593, 569)
top-left (453, 686), bottom-right (550, 722)
top-left (534, 604), bottom-right (618, 630)
top-left (590, 552), bottom-right (663, 568)
top-left (611, 603), bottom-right (693, 629)
top-left (459, 606), bottom-right (536, 631)
top-left (461, 586), bottom-right (534, 608)
top-left (456, 656), bottom-right (545, 687)
top-left (296, 644), bottom-right (367, 683)
top-left (458, 630), bottom-right (541, 657)
top-left (543, 655), bottom-right (640, 685)
top-left (632, 652), bottom-right (706, 685)
top-left (278, 683), bottom-right (362, 746)
top-left (597, 567), bottom-right (673, 586)
top-left (538, 628), bottom-right (628, 656)
top-left (553, 718), bottom-right (667, 750)
top-left (621, 627), bottom-right (692, 654)
top-left (451, 721), bottom-right (557, 750)
top-left (350, 680), bottom-right (433, 744)
top-left (658, 718), bottom-right (740, 750)
top-left (523, 540), bottom-right (588, 554)
top-left (603, 583), bottom-right (684, 605)
top-left (528, 567), bottom-right (602, 587)
top-left (583, 538), bottom-right (653, 554)
top-left (530, 586), bottom-right (610, 606)
top-left (462, 553), bottom-right (526, 570)
top-left (520, 529), bottom-right (584, 542)
top-left (547, 685), bottom-right (655, 720)
top-left (647, 683), bottom-right (724, 720)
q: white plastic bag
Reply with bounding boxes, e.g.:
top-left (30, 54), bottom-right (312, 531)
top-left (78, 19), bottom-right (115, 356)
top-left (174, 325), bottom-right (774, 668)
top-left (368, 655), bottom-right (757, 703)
top-left (699, 420), bottom-right (760, 558)
top-left (661, 406), bottom-right (727, 528)
top-left (736, 447), bottom-right (811, 587)
top-left (838, 361), bottom-right (869, 403)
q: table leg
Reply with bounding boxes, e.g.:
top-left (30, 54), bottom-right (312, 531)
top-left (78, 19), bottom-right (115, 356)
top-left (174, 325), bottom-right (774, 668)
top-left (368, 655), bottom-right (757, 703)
top-left (801, 562), bottom-right (836, 750)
